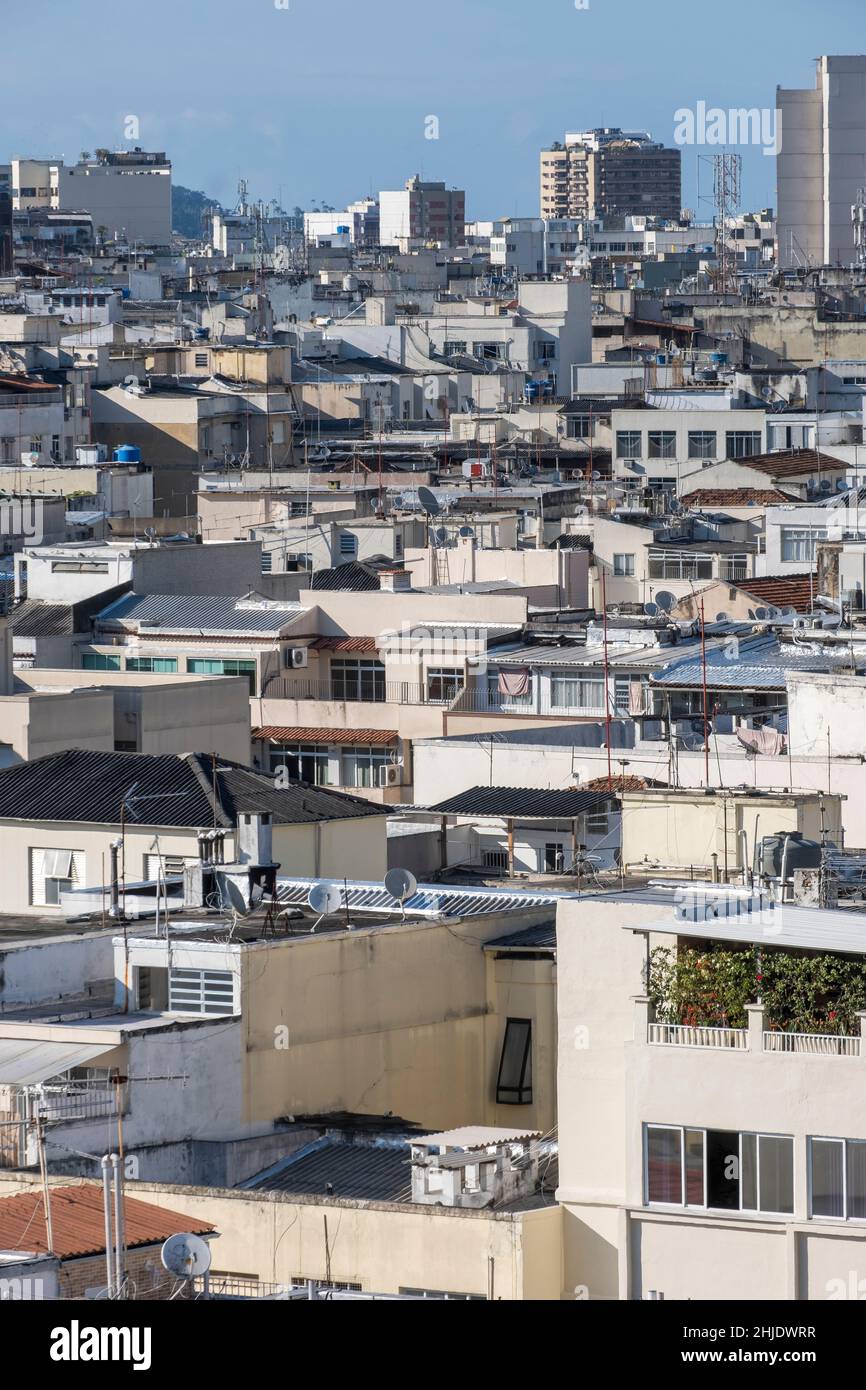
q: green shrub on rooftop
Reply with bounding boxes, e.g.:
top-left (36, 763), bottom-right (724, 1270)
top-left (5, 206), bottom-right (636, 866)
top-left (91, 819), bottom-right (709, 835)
top-left (647, 944), bottom-right (866, 1036)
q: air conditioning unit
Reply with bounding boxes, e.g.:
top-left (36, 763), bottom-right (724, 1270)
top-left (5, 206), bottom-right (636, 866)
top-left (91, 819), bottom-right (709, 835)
top-left (378, 763), bottom-right (402, 788)
top-left (289, 647), bottom-right (308, 668)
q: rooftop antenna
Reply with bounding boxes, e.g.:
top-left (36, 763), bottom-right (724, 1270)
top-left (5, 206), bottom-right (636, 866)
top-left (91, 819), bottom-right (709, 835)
top-left (384, 867), bottom-right (418, 919)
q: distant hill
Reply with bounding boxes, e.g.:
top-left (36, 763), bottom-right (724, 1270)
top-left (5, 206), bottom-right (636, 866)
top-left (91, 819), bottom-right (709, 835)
top-left (172, 184), bottom-right (224, 239)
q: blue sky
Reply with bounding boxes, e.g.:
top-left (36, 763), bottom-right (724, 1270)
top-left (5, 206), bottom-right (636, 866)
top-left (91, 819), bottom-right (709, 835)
top-left (5, 0), bottom-right (864, 219)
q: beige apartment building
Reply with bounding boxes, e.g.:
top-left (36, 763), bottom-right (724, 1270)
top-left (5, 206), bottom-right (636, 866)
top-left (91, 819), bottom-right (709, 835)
top-left (540, 129), bottom-right (681, 221)
top-left (557, 888), bottom-right (866, 1300)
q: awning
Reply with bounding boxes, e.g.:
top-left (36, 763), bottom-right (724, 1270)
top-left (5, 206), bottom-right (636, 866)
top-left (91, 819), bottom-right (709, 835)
top-left (252, 727), bottom-right (398, 746)
top-left (0, 1039), bottom-right (117, 1087)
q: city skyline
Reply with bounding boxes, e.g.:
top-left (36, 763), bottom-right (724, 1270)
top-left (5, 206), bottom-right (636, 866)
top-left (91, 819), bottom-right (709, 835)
top-left (4, 0), bottom-right (864, 219)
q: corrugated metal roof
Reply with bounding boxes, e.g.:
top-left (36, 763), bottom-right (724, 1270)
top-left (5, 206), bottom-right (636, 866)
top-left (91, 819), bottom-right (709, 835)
top-left (485, 921), bottom-right (557, 951)
top-left (0, 1185), bottom-right (214, 1260)
top-left (244, 1139), bottom-right (412, 1201)
top-left (0, 1039), bottom-right (116, 1086)
top-left (275, 876), bottom-right (573, 919)
top-left (650, 635), bottom-right (849, 690)
top-left (413, 1127), bottom-right (541, 1149)
top-left (0, 750), bottom-right (384, 828)
top-left (96, 592), bottom-right (304, 636)
top-left (253, 727), bottom-right (398, 746)
top-left (429, 786), bottom-right (616, 818)
top-left (7, 602), bottom-right (76, 637)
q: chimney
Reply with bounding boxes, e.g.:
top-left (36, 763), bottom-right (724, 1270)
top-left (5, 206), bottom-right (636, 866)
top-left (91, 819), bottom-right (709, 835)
top-left (237, 812), bottom-right (274, 866)
top-left (379, 567), bottom-right (412, 592)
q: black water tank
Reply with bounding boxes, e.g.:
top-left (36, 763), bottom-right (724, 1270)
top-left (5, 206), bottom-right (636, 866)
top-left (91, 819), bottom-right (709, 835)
top-left (760, 831), bottom-right (822, 879)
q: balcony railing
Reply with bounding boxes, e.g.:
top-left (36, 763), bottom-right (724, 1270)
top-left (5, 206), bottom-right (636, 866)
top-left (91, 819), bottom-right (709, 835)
top-left (648, 1022), bottom-right (748, 1050)
top-left (763, 1031), bottom-right (860, 1058)
top-left (262, 676), bottom-right (459, 706)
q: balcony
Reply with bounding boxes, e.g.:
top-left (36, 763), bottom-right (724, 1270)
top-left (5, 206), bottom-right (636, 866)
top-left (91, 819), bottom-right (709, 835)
top-left (638, 998), bottom-right (864, 1059)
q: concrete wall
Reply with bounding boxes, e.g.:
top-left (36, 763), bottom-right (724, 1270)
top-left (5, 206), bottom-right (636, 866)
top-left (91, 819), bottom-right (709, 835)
top-left (787, 670), bottom-right (866, 759)
top-left (0, 930), bottom-right (115, 1008)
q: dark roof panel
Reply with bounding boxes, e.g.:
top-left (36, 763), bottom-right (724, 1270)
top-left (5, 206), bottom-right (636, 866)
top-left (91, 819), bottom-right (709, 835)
top-left (246, 1139), bottom-right (413, 1202)
top-left (429, 786), bottom-right (617, 818)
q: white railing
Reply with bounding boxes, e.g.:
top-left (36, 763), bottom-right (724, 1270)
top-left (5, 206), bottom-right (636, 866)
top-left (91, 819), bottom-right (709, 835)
top-left (763, 1031), bottom-right (861, 1058)
top-left (648, 1022), bottom-right (748, 1050)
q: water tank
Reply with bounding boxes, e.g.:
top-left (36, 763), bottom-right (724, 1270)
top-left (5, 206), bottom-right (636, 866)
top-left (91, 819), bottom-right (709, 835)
top-left (710, 351), bottom-right (728, 366)
top-left (656, 352), bottom-right (669, 365)
top-left (113, 444), bottom-right (141, 463)
top-left (760, 831), bottom-right (822, 879)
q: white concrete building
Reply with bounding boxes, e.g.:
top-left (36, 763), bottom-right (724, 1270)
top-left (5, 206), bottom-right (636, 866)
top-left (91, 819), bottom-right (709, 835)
top-left (777, 56), bottom-right (866, 268)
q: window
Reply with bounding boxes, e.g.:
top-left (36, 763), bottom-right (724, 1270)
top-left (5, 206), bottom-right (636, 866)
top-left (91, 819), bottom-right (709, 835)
top-left (145, 854), bottom-right (194, 880)
top-left (473, 342), bottom-right (504, 360)
top-left (586, 810), bottom-right (609, 835)
top-left (125, 657), bottom-right (178, 673)
top-left (272, 743), bottom-right (331, 786)
top-left (649, 551), bottom-right (713, 580)
top-left (261, 550), bottom-right (273, 573)
top-left (726, 431), bottom-right (762, 460)
top-left (810, 1138), bottom-right (866, 1220)
top-left (426, 667), bottom-right (464, 703)
top-left (194, 352), bottom-right (209, 368)
top-left (648, 430), bottom-right (677, 459)
top-left (645, 1125), bottom-right (793, 1214)
top-left (613, 553), bottom-right (635, 576)
top-left (186, 658), bottom-right (257, 694)
top-left (168, 968), bottom-right (235, 1015)
top-left (616, 430), bottom-right (642, 459)
top-left (341, 746), bottom-right (391, 788)
top-left (289, 1278), bottom-right (363, 1292)
top-left (330, 659), bottom-right (386, 702)
top-left (30, 848), bottom-right (83, 907)
top-left (568, 415), bottom-right (591, 440)
top-left (781, 527), bottom-right (826, 564)
top-left (688, 430), bottom-right (717, 460)
top-left (550, 673), bottom-right (605, 710)
top-left (535, 342), bottom-right (556, 361)
top-left (496, 1018), bottom-right (532, 1104)
top-left (543, 842), bottom-right (565, 872)
top-left (443, 340), bottom-right (467, 356)
top-left (82, 653), bottom-right (121, 671)
top-left (483, 849), bottom-right (509, 872)
top-left (338, 532), bottom-right (358, 558)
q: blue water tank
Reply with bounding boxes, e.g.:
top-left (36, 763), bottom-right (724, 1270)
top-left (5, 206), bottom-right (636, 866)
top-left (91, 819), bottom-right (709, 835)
top-left (113, 445), bottom-right (141, 463)
top-left (656, 352), bottom-right (669, 365)
top-left (120, 287), bottom-right (131, 299)
top-left (710, 351), bottom-right (728, 366)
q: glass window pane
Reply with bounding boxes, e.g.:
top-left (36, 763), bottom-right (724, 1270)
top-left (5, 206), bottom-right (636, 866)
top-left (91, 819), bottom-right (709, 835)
top-left (847, 1141), bottom-right (866, 1219)
top-left (741, 1132), bottom-right (758, 1211)
top-left (647, 1127), bottom-right (682, 1204)
top-left (706, 1130), bottom-right (740, 1210)
top-left (811, 1139), bottom-right (844, 1218)
top-left (685, 1129), bottom-right (704, 1206)
top-left (759, 1135), bottom-right (793, 1214)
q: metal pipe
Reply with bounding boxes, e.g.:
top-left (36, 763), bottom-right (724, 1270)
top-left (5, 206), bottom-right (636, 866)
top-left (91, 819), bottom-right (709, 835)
top-left (752, 814), bottom-right (761, 883)
top-left (111, 1152), bottom-right (124, 1298)
top-left (109, 839), bottom-right (122, 920)
top-left (740, 829), bottom-right (751, 887)
top-left (101, 1155), bottom-right (115, 1296)
top-left (780, 833), bottom-right (793, 903)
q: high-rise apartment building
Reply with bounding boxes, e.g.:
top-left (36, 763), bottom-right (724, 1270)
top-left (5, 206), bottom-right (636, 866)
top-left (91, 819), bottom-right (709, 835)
top-left (378, 176), bottom-right (465, 247)
top-left (777, 55), bottom-right (866, 268)
top-left (540, 128), bottom-right (681, 222)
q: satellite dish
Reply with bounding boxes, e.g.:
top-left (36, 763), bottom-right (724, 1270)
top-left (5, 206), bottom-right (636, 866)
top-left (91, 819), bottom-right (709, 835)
top-left (384, 867), bottom-right (418, 908)
top-left (715, 611), bottom-right (730, 622)
top-left (458, 525), bottom-right (475, 538)
top-left (161, 1233), bottom-right (212, 1279)
top-left (780, 606), bottom-right (796, 618)
top-left (591, 470), bottom-right (602, 481)
top-left (307, 881), bottom-right (343, 917)
top-left (433, 526), bottom-right (449, 546)
top-left (754, 606), bottom-right (769, 620)
top-left (223, 877), bottom-right (250, 916)
top-left (417, 486), bottom-right (441, 517)
top-left (655, 591), bottom-right (676, 613)
top-left (643, 601), bottom-right (659, 616)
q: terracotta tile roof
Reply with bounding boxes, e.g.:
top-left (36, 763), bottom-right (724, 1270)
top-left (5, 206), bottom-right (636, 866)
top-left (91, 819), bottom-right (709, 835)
top-left (581, 774), bottom-right (667, 792)
top-left (682, 487), bottom-right (799, 506)
top-left (733, 573), bottom-right (817, 611)
top-left (741, 450), bottom-right (846, 479)
top-left (0, 1185), bottom-right (214, 1260)
top-left (253, 727), bottom-right (398, 746)
top-left (308, 636), bottom-right (380, 653)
